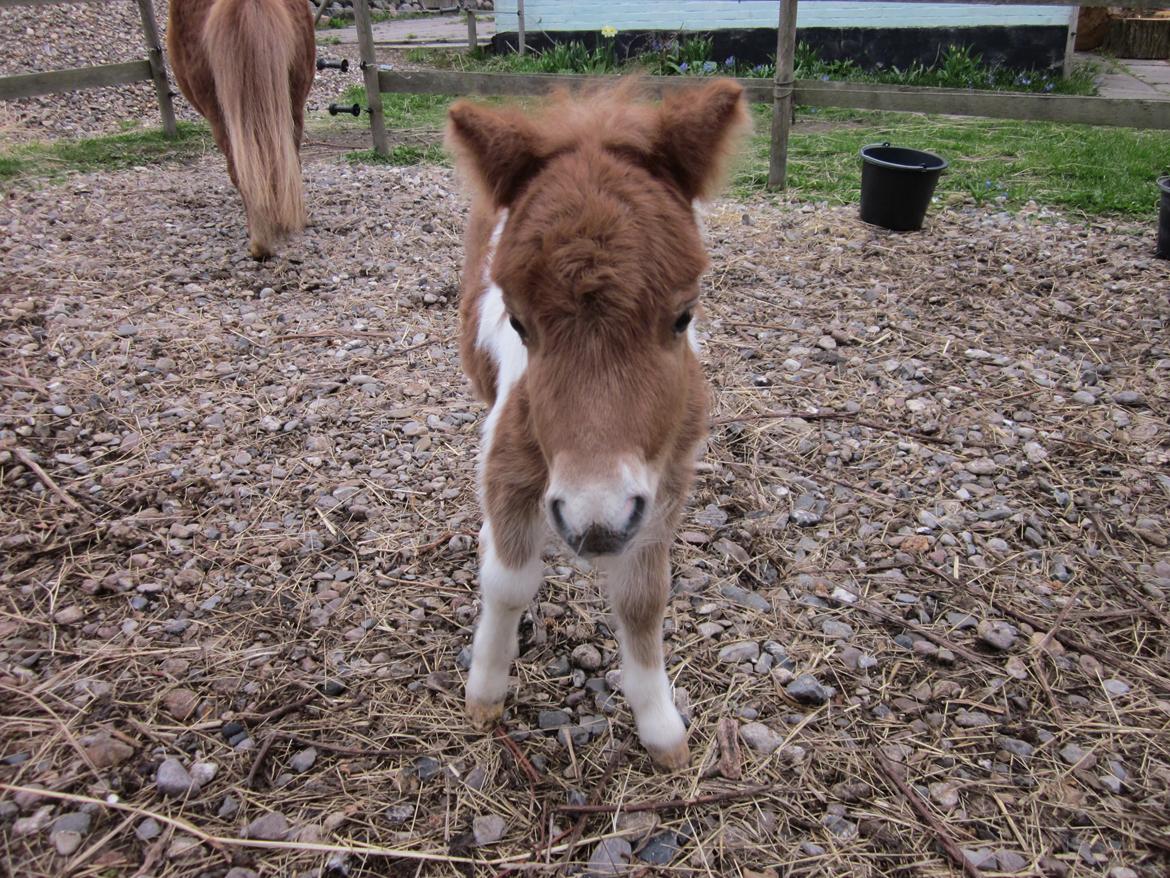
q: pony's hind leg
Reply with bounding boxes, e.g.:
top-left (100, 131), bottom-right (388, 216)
top-left (603, 541), bottom-right (689, 770)
top-left (465, 516), bottom-right (543, 729)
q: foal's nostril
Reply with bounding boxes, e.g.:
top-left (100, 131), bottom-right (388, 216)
top-left (549, 497), bottom-right (568, 536)
top-left (625, 495), bottom-right (647, 535)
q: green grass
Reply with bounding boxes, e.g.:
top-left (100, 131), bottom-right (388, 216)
top-left (339, 85), bottom-right (453, 129)
top-left (733, 105), bottom-right (1170, 216)
top-left (0, 122), bottom-right (212, 187)
top-left (346, 144), bottom-right (447, 166)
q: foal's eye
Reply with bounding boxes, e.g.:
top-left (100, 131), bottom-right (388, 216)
top-left (673, 310), bottom-right (693, 335)
top-left (508, 315), bottom-right (528, 341)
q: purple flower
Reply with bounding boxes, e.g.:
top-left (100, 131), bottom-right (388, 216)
top-left (702, 61), bottom-right (717, 73)
top-left (1043, 82), bottom-right (1054, 93)
top-left (678, 61), bottom-right (689, 72)
top-left (724, 55), bottom-right (736, 68)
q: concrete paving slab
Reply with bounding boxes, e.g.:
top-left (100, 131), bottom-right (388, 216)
top-left (323, 12), bottom-right (495, 47)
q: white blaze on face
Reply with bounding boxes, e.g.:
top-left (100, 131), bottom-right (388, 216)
top-left (476, 209), bottom-right (527, 458)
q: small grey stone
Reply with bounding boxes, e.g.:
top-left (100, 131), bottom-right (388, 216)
top-left (49, 812), bottom-right (91, 856)
top-left (739, 721), bottom-right (783, 754)
top-left (290, 747), bottom-right (317, 773)
top-left (156, 758), bottom-right (194, 798)
top-left (413, 756), bottom-right (441, 779)
top-left (538, 710), bottom-right (572, 730)
top-left (821, 619), bottom-right (853, 640)
top-left (586, 836), bottom-right (633, 875)
top-left (976, 619), bottom-right (1017, 650)
top-left (962, 847), bottom-right (997, 870)
top-left (1102, 678), bottom-right (1130, 697)
top-left (136, 817), bottom-right (162, 841)
top-left (1112, 390), bottom-right (1145, 407)
top-left (472, 814), bottom-right (506, 846)
top-left (997, 737), bottom-right (1034, 759)
top-left (571, 644), bottom-right (603, 671)
top-left (243, 811), bottom-right (289, 841)
top-left (1072, 390), bottom-right (1097, 405)
top-left (636, 831), bottom-right (681, 865)
top-left (822, 814), bottom-right (858, 839)
top-left (217, 796), bottom-right (239, 819)
top-left (928, 781), bottom-right (959, 810)
top-left (995, 850), bottom-right (1028, 872)
top-left (719, 584), bottom-right (771, 612)
top-left (955, 709), bottom-right (993, 728)
top-left (115, 322), bottom-right (139, 337)
top-left (946, 612), bottom-right (979, 630)
top-left (717, 641), bottom-right (759, 663)
top-left (225, 869), bottom-right (260, 878)
top-left (1060, 743), bottom-right (1094, 767)
top-left (786, 674), bottom-right (833, 705)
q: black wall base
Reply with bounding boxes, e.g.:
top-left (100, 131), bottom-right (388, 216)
top-left (491, 26), bottom-right (1069, 73)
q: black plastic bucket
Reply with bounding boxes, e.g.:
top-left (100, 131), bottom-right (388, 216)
top-left (1157, 176), bottom-right (1170, 260)
top-left (859, 143), bottom-right (948, 232)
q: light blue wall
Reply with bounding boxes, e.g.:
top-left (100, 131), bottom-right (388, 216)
top-left (493, 1), bottom-right (1073, 33)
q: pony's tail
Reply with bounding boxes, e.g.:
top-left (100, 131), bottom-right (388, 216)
top-left (203, 0), bottom-right (305, 257)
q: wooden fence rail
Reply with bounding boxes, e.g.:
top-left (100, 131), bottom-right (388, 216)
top-left (0, 0), bottom-right (176, 136)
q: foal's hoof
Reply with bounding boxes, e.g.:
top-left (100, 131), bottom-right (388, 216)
top-left (249, 240), bottom-right (273, 261)
top-left (646, 739), bottom-right (691, 772)
top-left (466, 697), bottom-right (504, 731)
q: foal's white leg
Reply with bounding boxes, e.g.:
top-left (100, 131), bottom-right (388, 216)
top-left (465, 519), bottom-right (543, 729)
top-left (603, 542), bottom-right (689, 770)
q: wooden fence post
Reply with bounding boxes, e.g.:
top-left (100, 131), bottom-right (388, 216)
top-left (314, 0), bottom-right (331, 28)
top-left (466, 5), bottom-right (478, 53)
top-left (134, 0), bottom-right (177, 137)
top-left (354, 0), bottom-right (389, 156)
top-left (517, 0), bottom-right (526, 56)
top-left (767, 0), bottom-right (798, 189)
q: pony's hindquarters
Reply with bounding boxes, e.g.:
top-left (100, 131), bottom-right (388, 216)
top-left (202, 0), bottom-right (309, 258)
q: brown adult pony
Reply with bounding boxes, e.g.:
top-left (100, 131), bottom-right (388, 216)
top-left (447, 80), bottom-right (748, 770)
top-left (167, 0), bottom-right (315, 259)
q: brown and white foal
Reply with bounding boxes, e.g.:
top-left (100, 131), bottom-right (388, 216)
top-left (446, 81), bottom-right (748, 769)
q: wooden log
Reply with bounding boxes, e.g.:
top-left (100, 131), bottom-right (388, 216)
top-left (0, 61), bottom-right (152, 101)
top-left (353, 0), bottom-right (389, 156)
top-left (134, 0), bottom-right (177, 137)
top-left (1105, 17), bottom-right (1170, 60)
top-left (466, 6), bottom-right (477, 53)
top-left (768, 0), bottom-right (799, 190)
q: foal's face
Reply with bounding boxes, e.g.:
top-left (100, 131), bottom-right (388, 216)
top-left (447, 79), bottom-right (749, 558)
top-left (493, 152), bottom-right (708, 557)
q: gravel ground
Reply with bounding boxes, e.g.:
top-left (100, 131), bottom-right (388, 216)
top-left (0, 0), bottom-right (367, 144)
top-left (1, 149), bottom-right (1168, 877)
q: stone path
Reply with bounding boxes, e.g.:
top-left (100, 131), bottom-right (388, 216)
top-left (1078, 52), bottom-right (1170, 99)
top-left (324, 10), bottom-right (494, 48)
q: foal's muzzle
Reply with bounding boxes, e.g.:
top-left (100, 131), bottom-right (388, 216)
top-left (549, 494), bottom-right (646, 558)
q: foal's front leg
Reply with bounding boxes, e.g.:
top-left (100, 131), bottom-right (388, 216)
top-left (604, 541), bottom-right (689, 770)
top-left (465, 514), bottom-right (543, 730)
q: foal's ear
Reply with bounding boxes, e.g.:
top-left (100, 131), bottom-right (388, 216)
top-left (445, 101), bottom-right (544, 206)
top-left (654, 79), bottom-right (750, 201)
